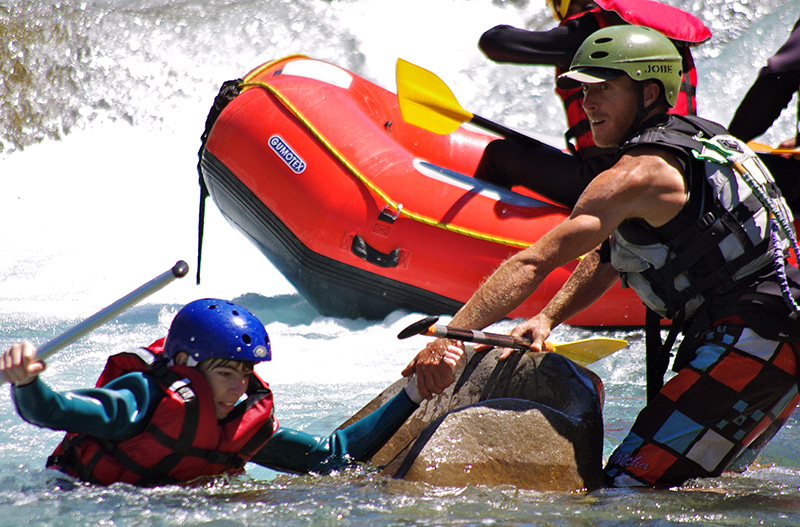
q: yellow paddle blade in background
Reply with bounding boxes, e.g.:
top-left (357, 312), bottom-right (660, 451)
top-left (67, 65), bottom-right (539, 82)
top-left (747, 141), bottom-right (800, 158)
top-left (549, 337), bottom-right (628, 366)
top-left (396, 58), bottom-right (473, 135)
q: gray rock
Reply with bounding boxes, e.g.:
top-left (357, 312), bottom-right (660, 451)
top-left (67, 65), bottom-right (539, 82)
top-left (396, 398), bottom-right (593, 491)
top-left (340, 347), bottom-right (605, 491)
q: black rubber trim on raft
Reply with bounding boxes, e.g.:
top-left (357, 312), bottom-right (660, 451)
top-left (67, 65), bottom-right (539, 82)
top-left (199, 150), bottom-right (463, 320)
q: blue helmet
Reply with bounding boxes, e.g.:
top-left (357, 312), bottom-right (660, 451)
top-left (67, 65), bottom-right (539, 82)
top-left (163, 299), bottom-right (271, 366)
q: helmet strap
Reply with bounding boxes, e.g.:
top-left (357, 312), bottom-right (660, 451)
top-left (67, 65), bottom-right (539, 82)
top-left (625, 82), bottom-right (660, 142)
top-left (171, 351), bottom-right (198, 368)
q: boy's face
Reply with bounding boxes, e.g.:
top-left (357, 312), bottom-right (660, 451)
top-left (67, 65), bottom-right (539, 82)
top-left (197, 358), bottom-right (254, 420)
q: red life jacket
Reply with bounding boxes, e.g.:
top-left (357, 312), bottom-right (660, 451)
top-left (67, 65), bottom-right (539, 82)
top-left (46, 339), bottom-right (277, 486)
top-left (556, 1), bottom-right (711, 157)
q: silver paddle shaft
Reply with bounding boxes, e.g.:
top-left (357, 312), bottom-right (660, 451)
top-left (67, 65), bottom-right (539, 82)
top-left (34, 260), bottom-right (189, 362)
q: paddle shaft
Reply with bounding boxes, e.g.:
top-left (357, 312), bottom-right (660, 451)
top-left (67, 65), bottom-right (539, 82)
top-left (422, 324), bottom-right (554, 352)
top-left (33, 260), bottom-right (189, 362)
top-left (471, 114), bottom-right (545, 147)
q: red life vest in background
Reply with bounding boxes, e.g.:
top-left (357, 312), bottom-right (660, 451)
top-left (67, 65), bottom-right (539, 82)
top-left (47, 339), bottom-right (277, 486)
top-left (556, 0), bottom-right (711, 157)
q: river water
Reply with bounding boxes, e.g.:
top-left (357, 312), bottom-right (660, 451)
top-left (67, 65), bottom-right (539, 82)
top-left (1, 1), bottom-right (800, 525)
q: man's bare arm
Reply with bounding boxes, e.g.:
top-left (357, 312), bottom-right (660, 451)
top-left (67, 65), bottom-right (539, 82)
top-left (404, 149), bottom-right (687, 395)
top-left (504, 250), bottom-right (619, 357)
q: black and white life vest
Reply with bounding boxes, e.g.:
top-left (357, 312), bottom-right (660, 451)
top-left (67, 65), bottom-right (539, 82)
top-left (610, 115), bottom-right (799, 322)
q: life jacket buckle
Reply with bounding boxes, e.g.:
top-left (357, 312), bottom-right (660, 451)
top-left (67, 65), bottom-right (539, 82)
top-left (699, 212), bottom-right (715, 229)
top-left (206, 451), bottom-right (244, 469)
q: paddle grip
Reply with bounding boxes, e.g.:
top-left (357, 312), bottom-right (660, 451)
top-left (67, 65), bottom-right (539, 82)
top-left (32, 260), bottom-right (190, 363)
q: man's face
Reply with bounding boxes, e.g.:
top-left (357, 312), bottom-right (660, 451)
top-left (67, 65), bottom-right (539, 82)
top-left (197, 358), bottom-right (253, 420)
top-left (581, 75), bottom-right (639, 148)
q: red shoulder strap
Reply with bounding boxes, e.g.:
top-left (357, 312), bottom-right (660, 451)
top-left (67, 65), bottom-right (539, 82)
top-left (594, 0), bottom-right (711, 44)
top-left (94, 338), bottom-right (168, 387)
top-left (146, 337), bottom-right (167, 354)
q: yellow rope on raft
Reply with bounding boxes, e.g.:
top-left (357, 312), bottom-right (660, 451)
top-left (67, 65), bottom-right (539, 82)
top-left (243, 54), bottom-right (309, 82)
top-left (239, 58), bottom-right (532, 249)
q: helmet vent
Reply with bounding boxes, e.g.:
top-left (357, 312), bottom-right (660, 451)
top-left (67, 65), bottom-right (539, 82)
top-left (242, 334), bottom-right (252, 345)
top-left (595, 37), bottom-right (613, 44)
top-left (590, 51), bottom-right (609, 60)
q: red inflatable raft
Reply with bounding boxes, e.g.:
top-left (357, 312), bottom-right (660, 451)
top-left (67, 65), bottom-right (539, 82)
top-left (198, 55), bottom-right (646, 325)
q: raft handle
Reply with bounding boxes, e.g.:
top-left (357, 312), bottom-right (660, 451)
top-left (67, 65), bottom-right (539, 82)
top-left (378, 204), bottom-right (402, 224)
top-left (351, 235), bottom-right (402, 268)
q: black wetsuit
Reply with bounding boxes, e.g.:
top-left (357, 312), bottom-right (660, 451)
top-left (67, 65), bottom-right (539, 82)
top-left (729, 16), bottom-right (800, 214)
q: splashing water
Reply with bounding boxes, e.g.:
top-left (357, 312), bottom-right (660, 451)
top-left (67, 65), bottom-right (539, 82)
top-left (1, 1), bottom-right (800, 525)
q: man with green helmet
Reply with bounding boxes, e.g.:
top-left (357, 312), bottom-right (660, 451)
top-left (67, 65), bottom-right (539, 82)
top-left (556, 24), bottom-right (684, 145)
top-left (474, 0), bottom-right (710, 208)
top-left (405, 25), bottom-right (800, 487)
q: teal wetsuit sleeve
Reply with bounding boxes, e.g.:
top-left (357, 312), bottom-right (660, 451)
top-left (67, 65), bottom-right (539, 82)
top-left (12, 373), bottom-right (163, 439)
top-left (250, 388), bottom-right (418, 474)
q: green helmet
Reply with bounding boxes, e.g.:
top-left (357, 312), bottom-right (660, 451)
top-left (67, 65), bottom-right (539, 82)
top-left (557, 25), bottom-right (683, 107)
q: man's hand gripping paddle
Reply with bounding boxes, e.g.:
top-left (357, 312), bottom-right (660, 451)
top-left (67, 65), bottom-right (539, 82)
top-left (2, 260), bottom-right (189, 384)
top-left (398, 316), bottom-right (627, 366)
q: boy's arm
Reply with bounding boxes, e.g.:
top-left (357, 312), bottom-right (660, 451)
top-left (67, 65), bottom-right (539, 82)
top-left (12, 372), bottom-right (162, 439)
top-left (250, 388), bottom-right (419, 474)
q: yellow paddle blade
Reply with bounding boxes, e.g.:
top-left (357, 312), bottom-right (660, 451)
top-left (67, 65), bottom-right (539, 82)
top-left (396, 58), bottom-right (473, 135)
top-left (747, 141), bottom-right (800, 157)
top-left (550, 337), bottom-right (628, 366)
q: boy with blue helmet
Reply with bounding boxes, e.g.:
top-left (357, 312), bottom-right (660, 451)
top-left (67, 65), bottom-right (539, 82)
top-left (2, 298), bottom-right (425, 486)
